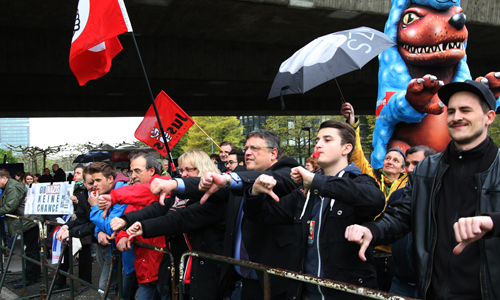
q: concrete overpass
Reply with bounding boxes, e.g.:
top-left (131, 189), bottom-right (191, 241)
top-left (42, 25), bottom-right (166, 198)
top-left (2, 0), bottom-right (499, 117)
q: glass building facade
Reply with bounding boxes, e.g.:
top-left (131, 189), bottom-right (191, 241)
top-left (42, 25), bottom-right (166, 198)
top-left (0, 118), bottom-right (30, 149)
top-left (239, 116), bottom-right (268, 135)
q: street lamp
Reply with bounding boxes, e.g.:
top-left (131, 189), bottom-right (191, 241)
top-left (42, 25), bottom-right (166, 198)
top-left (206, 138), bottom-right (214, 154)
top-left (302, 127), bottom-right (311, 157)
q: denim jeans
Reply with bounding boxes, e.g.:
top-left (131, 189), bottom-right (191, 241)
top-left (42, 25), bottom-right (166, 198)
top-left (389, 276), bottom-right (418, 298)
top-left (123, 271), bottom-right (139, 300)
top-left (97, 244), bottom-right (118, 296)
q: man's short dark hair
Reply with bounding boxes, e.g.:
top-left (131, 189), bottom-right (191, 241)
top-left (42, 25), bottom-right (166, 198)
top-left (220, 141), bottom-right (235, 149)
top-left (88, 162), bottom-right (116, 180)
top-left (228, 149), bottom-right (245, 165)
top-left (130, 152), bottom-right (161, 175)
top-left (210, 154), bottom-right (219, 160)
top-left (0, 169), bottom-right (11, 179)
top-left (406, 145), bottom-right (437, 158)
top-left (319, 120), bottom-right (356, 160)
top-left (246, 129), bottom-right (280, 156)
top-left (82, 166), bottom-right (90, 180)
top-left (128, 149), bottom-right (149, 160)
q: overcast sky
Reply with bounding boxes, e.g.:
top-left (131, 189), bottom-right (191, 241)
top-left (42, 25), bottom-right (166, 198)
top-left (30, 117), bottom-right (144, 149)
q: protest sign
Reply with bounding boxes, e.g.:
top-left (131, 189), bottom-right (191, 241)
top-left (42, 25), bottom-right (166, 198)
top-left (25, 182), bottom-right (75, 215)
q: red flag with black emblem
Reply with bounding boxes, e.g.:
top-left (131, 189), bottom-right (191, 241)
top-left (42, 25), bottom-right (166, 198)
top-left (135, 91), bottom-right (194, 156)
top-left (69, 0), bottom-right (133, 86)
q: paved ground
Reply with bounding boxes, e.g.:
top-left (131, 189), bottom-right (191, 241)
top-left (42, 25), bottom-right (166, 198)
top-left (0, 238), bottom-right (110, 299)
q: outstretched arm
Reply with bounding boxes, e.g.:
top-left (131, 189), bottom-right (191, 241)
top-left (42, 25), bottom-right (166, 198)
top-left (453, 216), bottom-right (494, 255)
top-left (345, 225), bottom-right (373, 261)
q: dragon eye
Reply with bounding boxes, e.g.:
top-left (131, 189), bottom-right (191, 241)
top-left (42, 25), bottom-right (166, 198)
top-left (402, 13), bottom-right (419, 26)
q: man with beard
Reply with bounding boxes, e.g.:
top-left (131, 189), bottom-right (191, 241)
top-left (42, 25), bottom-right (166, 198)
top-left (345, 80), bottom-right (500, 299)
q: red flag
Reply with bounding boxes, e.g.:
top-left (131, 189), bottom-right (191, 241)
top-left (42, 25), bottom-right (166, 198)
top-left (135, 91), bottom-right (195, 156)
top-left (69, 0), bottom-right (133, 86)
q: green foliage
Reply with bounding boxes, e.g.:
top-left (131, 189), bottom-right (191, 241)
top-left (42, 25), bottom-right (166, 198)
top-left (182, 117), bottom-right (245, 154)
top-left (263, 116), bottom-right (341, 160)
top-left (489, 117), bottom-right (500, 147)
top-left (0, 149), bottom-right (19, 164)
top-left (359, 115), bottom-right (376, 153)
top-left (171, 135), bottom-right (187, 158)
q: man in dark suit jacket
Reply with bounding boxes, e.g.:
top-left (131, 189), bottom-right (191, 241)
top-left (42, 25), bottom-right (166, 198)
top-left (151, 130), bottom-right (299, 299)
top-left (52, 164), bottom-right (66, 182)
top-left (39, 168), bottom-right (53, 183)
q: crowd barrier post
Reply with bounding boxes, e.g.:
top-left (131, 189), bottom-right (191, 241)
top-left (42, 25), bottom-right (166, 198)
top-left (43, 219), bottom-right (123, 300)
top-left (179, 250), bottom-right (418, 300)
top-left (0, 232), bottom-right (19, 292)
top-left (132, 240), bottom-right (178, 300)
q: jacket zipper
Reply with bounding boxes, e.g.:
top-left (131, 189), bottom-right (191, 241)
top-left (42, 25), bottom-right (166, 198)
top-left (475, 173), bottom-right (486, 300)
top-left (439, 163), bottom-right (465, 299)
top-left (424, 164), bottom-right (447, 299)
top-left (316, 195), bottom-right (325, 300)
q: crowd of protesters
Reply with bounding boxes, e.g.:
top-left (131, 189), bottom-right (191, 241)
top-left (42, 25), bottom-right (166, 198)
top-left (0, 80), bottom-right (499, 299)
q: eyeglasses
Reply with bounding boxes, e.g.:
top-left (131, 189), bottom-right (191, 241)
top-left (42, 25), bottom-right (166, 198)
top-left (131, 168), bottom-right (145, 175)
top-left (179, 167), bottom-right (197, 173)
top-left (243, 145), bottom-right (274, 152)
top-left (225, 160), bottom-right (238, 166)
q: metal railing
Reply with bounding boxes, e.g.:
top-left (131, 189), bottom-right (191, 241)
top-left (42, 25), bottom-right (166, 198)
top-left (0, 215), bottom-right (123, 300)
top-left (179, 250), bottom-right (418, 300)
top-left (1, 214), bottom-right (418, 300)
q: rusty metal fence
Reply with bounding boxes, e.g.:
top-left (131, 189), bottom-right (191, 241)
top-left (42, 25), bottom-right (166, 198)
top-left (178, 251), bottom-right (418, 300)
top-left (1, 214), bottom-right (417, 300)
top-left (0, 214), bottom-right (127, 300)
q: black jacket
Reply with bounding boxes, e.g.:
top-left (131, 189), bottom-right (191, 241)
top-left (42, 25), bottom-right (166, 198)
top-left (53, 168), bottom-right (66, 182)
top-left (179, 157), bottom-right (300, 297)
top-left (366, 141), bottom-right (500, 300)
top-left (121, 191), bottom-right (227, 300)
top-left (244, 167), bottom-right (385, 299)
top-left (65, 190), bottom-right (96, 241)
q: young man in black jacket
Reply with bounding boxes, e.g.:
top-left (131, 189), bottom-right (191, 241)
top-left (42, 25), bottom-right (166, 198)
top-left (244, 120), bottom-right (385, 299)
top-left (56, 167), bottom-right (96, 290)
top-left (346, 79), bottom-right (500, 299)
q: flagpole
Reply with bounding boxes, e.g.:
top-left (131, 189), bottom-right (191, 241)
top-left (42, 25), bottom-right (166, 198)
top-left (193, 122), bottom-right (227, 155)
top-left (130, 32), bottom-right (178, 176)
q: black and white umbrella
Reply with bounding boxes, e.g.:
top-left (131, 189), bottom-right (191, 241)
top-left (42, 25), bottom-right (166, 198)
top-left (268, 26), bottom-right (395, 105)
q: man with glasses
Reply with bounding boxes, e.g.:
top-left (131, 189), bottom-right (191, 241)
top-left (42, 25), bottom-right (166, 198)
top-left (225, 149), bottom-right (246, 172)
top-left (217, 141), bottom-right (235, 173)
top-left (150, 129), bottom-right (300, 299)
top-left (111, 151), bottom-right (170, 300)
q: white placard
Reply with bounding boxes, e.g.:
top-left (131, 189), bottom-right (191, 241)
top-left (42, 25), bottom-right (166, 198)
top-left (25, 182), bottom-right (75, 215)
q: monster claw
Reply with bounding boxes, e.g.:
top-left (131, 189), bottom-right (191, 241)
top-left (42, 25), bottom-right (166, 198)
top-left (416, 78), bottom-right (424, 84)
top-left (429, 75), bottom-right (437, 81)
top-left (495, 72), bottom-right (500, 79)
top-left (439, 80), bottom-right (444, 87)
top-left (481, 78), bottom-right (489, 85)
top-left (438, 102), bottom-right (444, 108)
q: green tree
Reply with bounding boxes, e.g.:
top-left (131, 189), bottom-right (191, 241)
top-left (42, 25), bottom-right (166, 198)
top-left (6, 144), bottom-right (66, 173)
top-left (0, 149), bottom-right (20, 164)
top-left (489, 116), bottom-right (500, 147)
top-left (358, 115), bottom-right (376, 154)
top-left (171, 135), bottom-right (187, 158)
top-left (263, 116), bottom-right (342, 162)
top-left (182, 117), bottom-right (244, 154)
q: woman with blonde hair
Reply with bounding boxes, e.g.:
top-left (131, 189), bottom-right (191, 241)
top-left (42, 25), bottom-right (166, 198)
top-left (177, 149), bottom-right (221, 177)
top-left (110, 149), bottom-right (226, 300)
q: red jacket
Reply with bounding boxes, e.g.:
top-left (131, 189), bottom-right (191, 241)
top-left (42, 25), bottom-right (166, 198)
top-left (111, 174), bottom-right (171, 284)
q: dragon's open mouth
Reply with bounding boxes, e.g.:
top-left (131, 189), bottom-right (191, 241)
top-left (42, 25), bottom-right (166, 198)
top-left (401, 42), bottom-right (465, 54)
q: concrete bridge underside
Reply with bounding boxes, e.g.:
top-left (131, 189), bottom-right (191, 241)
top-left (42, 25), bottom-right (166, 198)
top-left (2, 0), bottom-right (499, 117)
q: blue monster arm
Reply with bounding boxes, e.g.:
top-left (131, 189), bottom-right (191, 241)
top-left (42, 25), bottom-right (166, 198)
top-left (371, 92), bottom-right (426, 169)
